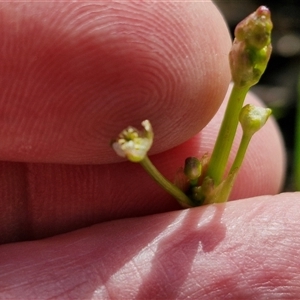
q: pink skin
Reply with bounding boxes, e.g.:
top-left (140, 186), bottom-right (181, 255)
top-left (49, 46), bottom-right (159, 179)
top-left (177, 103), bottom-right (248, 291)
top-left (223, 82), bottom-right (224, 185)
top-left (0, 1), bottom-right (297, 298)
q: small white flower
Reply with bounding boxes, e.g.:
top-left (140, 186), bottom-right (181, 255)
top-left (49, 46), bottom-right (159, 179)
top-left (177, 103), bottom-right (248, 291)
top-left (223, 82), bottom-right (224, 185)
top-left (112, 120), bottom-right (153, 162)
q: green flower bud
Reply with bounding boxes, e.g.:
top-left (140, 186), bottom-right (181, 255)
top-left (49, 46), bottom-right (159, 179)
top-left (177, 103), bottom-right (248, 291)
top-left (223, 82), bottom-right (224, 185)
top-left (239, 104), bottom-right (272, 137)
top-left (184, 157), bottom-right (202, 181)
top-left (229, 6), bottom-right (273, 88)
top-left (112, 120), bottom-right (153, 162)
top-left (235, 6), bottom-right (272, 49)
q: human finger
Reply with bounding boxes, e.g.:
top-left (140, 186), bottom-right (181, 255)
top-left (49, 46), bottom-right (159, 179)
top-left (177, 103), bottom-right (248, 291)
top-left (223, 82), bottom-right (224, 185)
top-left (0, 89), bottom-right (285, 243)
top-left (1, 193), bottom-right (299, 298)
top-left (0, 1), bottom-right (231, 164)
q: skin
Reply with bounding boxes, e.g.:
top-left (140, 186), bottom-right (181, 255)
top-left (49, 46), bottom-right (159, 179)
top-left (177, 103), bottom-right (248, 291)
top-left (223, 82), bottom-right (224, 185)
top-left (0, 1), bottom-right (298, 298)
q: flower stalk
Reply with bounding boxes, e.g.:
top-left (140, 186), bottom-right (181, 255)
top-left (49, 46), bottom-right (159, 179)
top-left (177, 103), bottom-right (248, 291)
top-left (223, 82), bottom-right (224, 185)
top-left (229, 104), bottom-right (272, 174)
top-left (205, 85), bottom-right (249, 186)
top-left (111, 120), bottom-right (195, 208)
top-left (140, 156), bottom-right (195, 208)
top-left (206, 6), bottom-right (272, 188)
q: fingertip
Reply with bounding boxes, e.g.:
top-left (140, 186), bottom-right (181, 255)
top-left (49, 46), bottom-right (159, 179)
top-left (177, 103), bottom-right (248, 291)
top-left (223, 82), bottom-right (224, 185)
top-left (0, 1), bottom-right (231, 164)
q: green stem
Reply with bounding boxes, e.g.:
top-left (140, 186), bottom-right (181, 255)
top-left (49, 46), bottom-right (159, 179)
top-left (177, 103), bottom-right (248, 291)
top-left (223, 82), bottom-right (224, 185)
top-left (206, 84), bottom-right (249, 185)
top-left (140, 155), bottom-right (195, 208)
top-left (295, 74), bottom-right (300, 190)
top-left (202, 133), bottom-right (252, 205)
top-left (229, 133), bottom-right (252, 175)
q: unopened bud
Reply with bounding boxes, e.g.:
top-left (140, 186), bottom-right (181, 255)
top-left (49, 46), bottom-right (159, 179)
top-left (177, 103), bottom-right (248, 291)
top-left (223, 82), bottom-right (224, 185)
top-left (239, 104), bottom-right (272, 137)
top-left (229, 6), bottom-right (273, 88)
top-left (184, 157), bottom-right (202, 180)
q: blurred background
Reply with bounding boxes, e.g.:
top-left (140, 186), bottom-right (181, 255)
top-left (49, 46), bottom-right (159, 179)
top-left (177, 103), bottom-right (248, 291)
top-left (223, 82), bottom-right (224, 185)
top-left (216, 0), bottom-right (300, 191)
